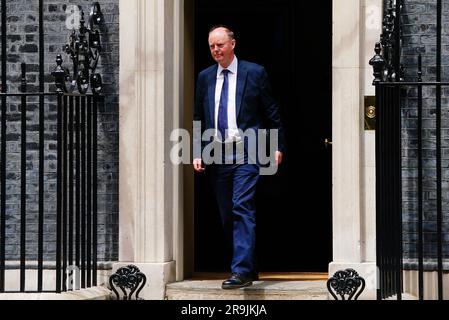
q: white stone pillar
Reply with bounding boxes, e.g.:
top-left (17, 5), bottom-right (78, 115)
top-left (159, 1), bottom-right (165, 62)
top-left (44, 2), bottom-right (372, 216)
top-left (361, 0), bottom-right (383, 264)
top-left (332, 0), bottom-right (363, 264)
top-left (117, 0), bottom-right (178, 299)
top-left (330, 0), bottom-right (383, 300)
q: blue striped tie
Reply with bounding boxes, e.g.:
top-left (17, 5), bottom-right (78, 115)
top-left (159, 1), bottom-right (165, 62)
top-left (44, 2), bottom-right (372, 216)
top-left (217, 69), bottom-right (230, 142)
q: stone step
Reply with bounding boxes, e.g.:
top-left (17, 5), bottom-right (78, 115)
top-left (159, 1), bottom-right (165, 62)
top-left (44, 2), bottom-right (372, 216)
top-left (166, 280), bottom-right (329, 300)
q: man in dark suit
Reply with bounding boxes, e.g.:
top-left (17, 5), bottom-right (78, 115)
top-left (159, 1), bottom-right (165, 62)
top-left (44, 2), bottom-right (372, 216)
top-left (193, 26), bottom-right (285, 289)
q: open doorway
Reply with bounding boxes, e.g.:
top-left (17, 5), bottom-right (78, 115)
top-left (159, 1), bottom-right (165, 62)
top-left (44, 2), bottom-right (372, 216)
top-left (193, 0), bottom-right (332, 273)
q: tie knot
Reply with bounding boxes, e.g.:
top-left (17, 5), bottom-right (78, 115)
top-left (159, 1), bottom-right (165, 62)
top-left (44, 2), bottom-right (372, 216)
top-left (222, 69), bottom-right (230, 76)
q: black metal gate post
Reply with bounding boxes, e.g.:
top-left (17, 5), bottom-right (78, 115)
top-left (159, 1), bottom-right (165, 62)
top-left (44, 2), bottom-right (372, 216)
top-left (0, 0), bottom-right (7, 293)
top-left (416, 55), bottom-right (424, 300)
top-left (435, 0), bottom-right (444, 300)
top-left (20, 63), bottom-right (27, 292)
top-left (372, 0), bottom-right (448, 300)
top-left (56, 92), bottom-right (63, 293)
top-left (37, 0), bottom-right (45, 292)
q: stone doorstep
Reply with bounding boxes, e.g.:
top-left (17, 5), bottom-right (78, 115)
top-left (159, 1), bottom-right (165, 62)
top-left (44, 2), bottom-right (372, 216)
top-left (0, 286), bottom-right (112, 300)
top-left (166, 280), bottom-right (329, 300)
top-left (385, 293), bottom-right (418, 300)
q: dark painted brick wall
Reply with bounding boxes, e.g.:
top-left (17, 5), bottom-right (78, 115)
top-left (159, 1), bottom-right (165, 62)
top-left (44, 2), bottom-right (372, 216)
top-left (0, 0), bottom-right (118, 263)
top-left (400, 0), bottom-right (449, 267)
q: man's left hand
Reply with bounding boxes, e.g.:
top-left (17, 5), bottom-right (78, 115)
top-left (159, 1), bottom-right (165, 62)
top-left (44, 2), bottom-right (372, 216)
top-left (275, 151), bottom-right (283, 166)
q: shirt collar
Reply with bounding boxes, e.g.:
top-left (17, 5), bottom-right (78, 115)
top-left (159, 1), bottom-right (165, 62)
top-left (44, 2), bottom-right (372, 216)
top-left (217, 56), bottom-right (238, 76)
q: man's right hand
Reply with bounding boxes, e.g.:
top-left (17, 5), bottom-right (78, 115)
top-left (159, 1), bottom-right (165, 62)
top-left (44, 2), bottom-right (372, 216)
top-left (193, 158), bottom-right (205, 173)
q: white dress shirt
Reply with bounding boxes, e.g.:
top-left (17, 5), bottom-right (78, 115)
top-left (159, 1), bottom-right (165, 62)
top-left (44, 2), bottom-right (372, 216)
top-left (215, 56), bottom-right (241, 143)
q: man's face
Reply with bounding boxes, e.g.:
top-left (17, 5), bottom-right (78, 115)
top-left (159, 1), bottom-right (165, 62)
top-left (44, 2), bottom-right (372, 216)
top-left (208, 28), bottom-right (235, 67)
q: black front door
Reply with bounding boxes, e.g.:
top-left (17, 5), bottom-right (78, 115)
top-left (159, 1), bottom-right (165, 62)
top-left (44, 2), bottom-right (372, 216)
top-left (194, 0), bottom-right (332, 272)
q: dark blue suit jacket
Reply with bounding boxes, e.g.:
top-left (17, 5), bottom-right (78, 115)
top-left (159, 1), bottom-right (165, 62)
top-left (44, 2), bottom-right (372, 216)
top-left (194, 60), bottom-right (286, 162)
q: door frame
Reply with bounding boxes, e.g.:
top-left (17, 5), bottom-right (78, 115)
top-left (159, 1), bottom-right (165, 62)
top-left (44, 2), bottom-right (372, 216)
top-left (181, 0), bottom-right (336, 278)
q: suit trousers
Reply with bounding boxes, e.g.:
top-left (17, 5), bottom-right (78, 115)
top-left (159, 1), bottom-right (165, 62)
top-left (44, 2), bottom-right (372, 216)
top-left (209, 161), bottom-right (259, 276)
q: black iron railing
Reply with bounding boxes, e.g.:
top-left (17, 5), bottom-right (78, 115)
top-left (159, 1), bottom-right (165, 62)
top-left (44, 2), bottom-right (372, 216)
top-left (0, 69), bottom-right (101, 293)
top-left (370, 0), bottom-right (404, 301)
top-left (371, 0), bottom-right (447, 300)
top-left (56, 90), bottom-right (101, 292)
top-left (0, 0), bottom-right (6, 293)
top-left (0, 0), bottom-right (102, 293)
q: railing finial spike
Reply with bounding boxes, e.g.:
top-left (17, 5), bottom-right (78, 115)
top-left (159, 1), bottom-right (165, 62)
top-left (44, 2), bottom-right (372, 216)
top-left (370, 42), bottom-right (386, 84)
top-left (52, 54), bottom-right (69, 93)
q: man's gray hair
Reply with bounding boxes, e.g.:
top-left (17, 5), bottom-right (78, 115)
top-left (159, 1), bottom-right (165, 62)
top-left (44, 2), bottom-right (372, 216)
top-left (209, 25), bottom-right (235, 40)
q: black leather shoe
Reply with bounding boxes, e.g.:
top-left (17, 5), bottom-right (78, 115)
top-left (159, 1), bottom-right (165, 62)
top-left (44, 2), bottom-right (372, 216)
top-left (222, 273), bottom-right (253, 290)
